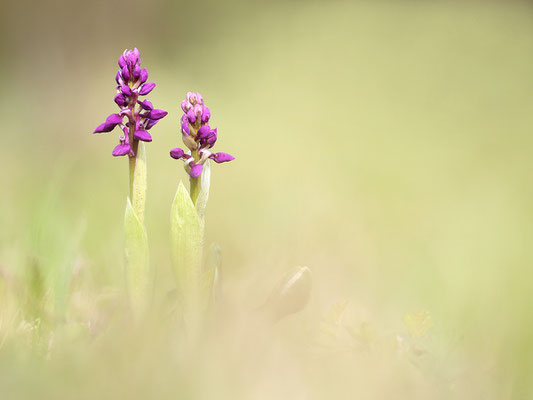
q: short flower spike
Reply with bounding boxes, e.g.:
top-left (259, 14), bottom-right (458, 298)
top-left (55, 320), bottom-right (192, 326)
top-left (169, 92), bottom-right (234, 178)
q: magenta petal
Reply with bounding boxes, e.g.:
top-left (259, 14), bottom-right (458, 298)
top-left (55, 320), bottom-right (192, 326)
top-left (139, 82), bottom-right (156, 95)
top-left (205, 136), bottom-right (217, 148)
top-left (138, 99), bottom-right (153, 110)
top-left (193, 104), bottom-right (203, 119)
top-left (132, 48), bottom-right (140, 63)
top-left (140, 68), bottom-right (148, 84)
top-left (112, 143), bottom-right (131, 156)
top-left (211, 152), bottom-right (235, 163)
top-left (121, 84), bottom-right (133, 96)
top-left (121, 66), bottom-right (130, 82)
top-left (181, 100), bottom-right (191, 112)
top-left (205, 128), bottom-right (217, 147)
top-left (186, 109), bottom-right (196, 123)
top-left (106, 113), bottom-right (123, 124)
top-left (114, 93), bottom-right (126, 106)
top-left (93, 123), bottom-right (107, 133)
top-left (133, 65), bottom-right (141, 80)
top-left (197, 125), bottom-right (211, 139)
top-left (181, 118), bottom-right (190, 135)
top-left (189, 163), bottom-right (203, 178)
top-left (145, 119), bottom-right (159, 130)
top-left (201, 106), bottom-right (211, 123)
top-left (149, 109), bottom-right (168, 120)
top-left (93, 114), bottom-right (122, 133)
top-left (118, 55), bottom-right (127, 69)
top-left (181, 114), bottom-right (191, 135)
top-left (170, 148), bottom-right (185, 159)
top-left (134, 129), bottom-right (152, 142)
top-left (125, 48), bottom-right (139, 65)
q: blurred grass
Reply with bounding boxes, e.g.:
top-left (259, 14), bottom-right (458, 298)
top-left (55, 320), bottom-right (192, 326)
top-left (0, 0), bottom-right (532, 398)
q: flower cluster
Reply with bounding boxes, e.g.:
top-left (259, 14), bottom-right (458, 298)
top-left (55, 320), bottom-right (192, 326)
top-left (170, 92), bottom-right (234, 178)
top-left (93, 48), bottom-right (168, 156)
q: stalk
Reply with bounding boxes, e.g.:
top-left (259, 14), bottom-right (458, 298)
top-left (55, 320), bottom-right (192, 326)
top-left (128, 140), bottom-right (138, 201)
top-left (125, 106), bottom-right (149, 316)
top-left (124, 139), bottom-right (149, 318)
top-left (189, 150), bottom-right (201, 205)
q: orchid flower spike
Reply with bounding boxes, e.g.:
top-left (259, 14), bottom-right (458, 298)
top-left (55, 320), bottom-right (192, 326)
top-left (93, 48), bottom-right (168, 157)
top-left (169, 92), bottom-right (234, 179)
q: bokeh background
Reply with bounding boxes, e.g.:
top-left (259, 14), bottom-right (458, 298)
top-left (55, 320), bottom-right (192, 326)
top-left (0, 0), bottom-right (532, 398)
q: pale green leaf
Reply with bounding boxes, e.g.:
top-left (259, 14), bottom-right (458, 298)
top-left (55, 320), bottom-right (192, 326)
top-left (124, 197), bottom-right (150, 314)
top-left (170, 181), bottom-right (205, 332)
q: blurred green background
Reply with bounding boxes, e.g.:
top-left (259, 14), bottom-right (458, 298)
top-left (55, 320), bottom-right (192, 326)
top-left (0, 0), bottom-right (532, 398)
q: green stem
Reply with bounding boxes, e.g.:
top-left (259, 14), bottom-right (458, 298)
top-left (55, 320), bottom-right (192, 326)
top-left (125, 139), bottom-right (148, 316)
top-left (128, 141), bottom-right (138, 201)
top-left (189, 149), bottom-right (201, 205)
top-left (131, 141), bottom-right (146, 225)
top-left (128, 99), bottom-right (139, 199)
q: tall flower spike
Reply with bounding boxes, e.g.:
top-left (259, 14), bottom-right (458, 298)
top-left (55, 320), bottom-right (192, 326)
top-left (92, 48), bottom-right (165, 318)
top-left (92, 48), bottom-right (168, 158)
top-left (170, 92), bottom-right (234, 202)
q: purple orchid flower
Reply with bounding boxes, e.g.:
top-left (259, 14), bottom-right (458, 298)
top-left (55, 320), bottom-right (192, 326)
top-left (93, 48), bottom-right (168, 157)
top-left (169, 92), bottom-right (234, 178)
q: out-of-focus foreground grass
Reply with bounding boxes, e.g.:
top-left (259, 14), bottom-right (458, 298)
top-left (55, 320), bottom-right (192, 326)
top-left (0, 0), bottom-right (532, 398)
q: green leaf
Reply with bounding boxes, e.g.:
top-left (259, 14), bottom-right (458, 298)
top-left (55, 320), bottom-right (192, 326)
top-left (124, 197), bottom-right (150, 315)
top-left (170, 181), bottom-right (205, 332)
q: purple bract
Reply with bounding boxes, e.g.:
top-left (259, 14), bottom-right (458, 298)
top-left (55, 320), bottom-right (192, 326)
top-left (170, 92), bottom-right (234, 177)
top-left (93, 48), bottom-right (168, 157)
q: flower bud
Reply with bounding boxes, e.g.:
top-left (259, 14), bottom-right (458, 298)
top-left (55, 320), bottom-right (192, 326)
top-left (139, 82), bottom-right (156, 95)
top-left (114, 93), bottom-right (126, 107)
top-left (133, 65), bottom-right (141, 80)
top-left (186, 109), bottom-right (196, 123)
top-left (197, 125), bottom-right (211, 140)
top-left (121, 84), bottom-right (133, 96)
top-left (118, 55), bottom-right (127, 69)
top-left (210, 152), bottom-right (235, 163)
top-left (181, 100), bottom-right (192, 112)
top-left (138, 99), bottom-right (153, 110)
top-left (201, 106), bottom-right (211, 123)
top-left (189, 163), bottom-right (203, 178)
top-left (145, 119), bottom-right (159, 130)
top-left (140, 68), bottom-right (148, 84)
top-left (148, 109), bottom-right (168, 120)
top-left (170, 148), bottom-right (185, 159)
top-left (121, 65), bottom-right (130, 82)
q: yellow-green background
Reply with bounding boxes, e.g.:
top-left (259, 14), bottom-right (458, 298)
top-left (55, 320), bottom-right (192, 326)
top-left (0, 0), bottom-right (532, 398)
